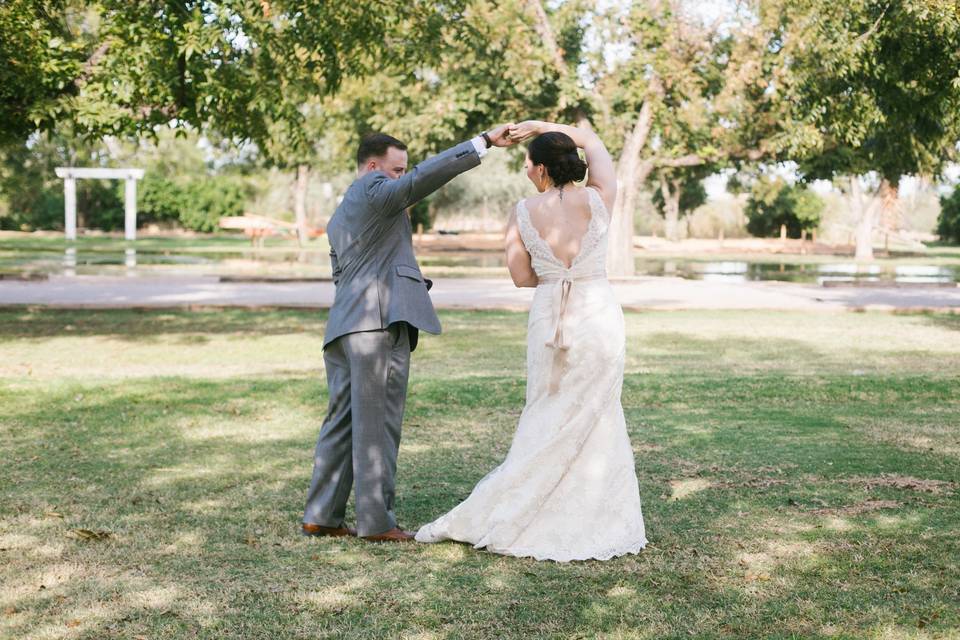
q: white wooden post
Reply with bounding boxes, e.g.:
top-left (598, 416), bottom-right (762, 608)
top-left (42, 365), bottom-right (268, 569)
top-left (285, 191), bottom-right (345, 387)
top-left (55, 168), bottom-right (144, 241)
top-left (124, 176), bottom-right (137, 241)
top-left (64, 177), bottom-right (77, 241)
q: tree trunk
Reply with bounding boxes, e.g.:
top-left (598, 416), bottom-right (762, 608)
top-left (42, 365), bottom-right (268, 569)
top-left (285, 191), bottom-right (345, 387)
top-left (661, 174), bottom-right (681, 242)
top-left (607, 95), bottom-right (658, 277)
top-left (850, 175), bottom-right (879, 261)
top-left (294, 163), bottom-right (310, 247)
top-left (878, 178), bottom-right (900, 234)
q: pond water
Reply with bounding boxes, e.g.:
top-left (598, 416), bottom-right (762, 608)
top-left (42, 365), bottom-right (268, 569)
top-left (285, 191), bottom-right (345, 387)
top-left (1, 246), bottom-right (957, 285)
top-left (635, 259), bottom-right (960, 285)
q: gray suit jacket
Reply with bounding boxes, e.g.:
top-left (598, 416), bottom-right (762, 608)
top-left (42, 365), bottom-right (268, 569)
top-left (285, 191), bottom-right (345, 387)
top-left (323, 140), bottom-right (481, 350)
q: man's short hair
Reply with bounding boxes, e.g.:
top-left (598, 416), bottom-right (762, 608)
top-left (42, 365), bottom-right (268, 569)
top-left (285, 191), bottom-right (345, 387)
top-left (357, 133), bottom-right (407, 167)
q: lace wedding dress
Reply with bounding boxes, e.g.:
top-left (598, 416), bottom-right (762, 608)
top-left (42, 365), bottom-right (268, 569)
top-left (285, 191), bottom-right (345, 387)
top-left (415, 186), bottom-right (647, 562)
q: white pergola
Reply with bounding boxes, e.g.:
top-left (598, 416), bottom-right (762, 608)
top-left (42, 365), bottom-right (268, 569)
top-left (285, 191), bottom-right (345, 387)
top-left (54, 167), bottom-right (145, 241)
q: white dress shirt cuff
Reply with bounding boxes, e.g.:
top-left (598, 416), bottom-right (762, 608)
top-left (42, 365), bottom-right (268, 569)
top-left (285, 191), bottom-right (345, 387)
top-left (470, 135), bottom-right (489, 159)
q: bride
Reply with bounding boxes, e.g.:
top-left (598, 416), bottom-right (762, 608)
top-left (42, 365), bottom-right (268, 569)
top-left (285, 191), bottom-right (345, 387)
top-left (415, 120), bottom-right (647, 562)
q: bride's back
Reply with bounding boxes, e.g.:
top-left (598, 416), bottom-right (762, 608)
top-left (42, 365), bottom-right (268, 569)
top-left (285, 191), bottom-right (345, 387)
top-left (523, 186), bottom-right (593, 269)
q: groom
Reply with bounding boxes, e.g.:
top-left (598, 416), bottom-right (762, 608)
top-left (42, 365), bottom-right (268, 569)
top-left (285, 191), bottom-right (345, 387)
top-left (302, 124), bottom-right (516, 541)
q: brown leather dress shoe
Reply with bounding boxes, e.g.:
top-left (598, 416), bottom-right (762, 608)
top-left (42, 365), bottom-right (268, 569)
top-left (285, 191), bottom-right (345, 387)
top-left (361, 527), bottom-right (416, 542)
top-left (301, 523), bottom-right (357, 538)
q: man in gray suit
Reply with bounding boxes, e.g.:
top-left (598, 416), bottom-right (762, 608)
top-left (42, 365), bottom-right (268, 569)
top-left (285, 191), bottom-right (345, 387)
top-left (303, 125), bottom-right (516, 541)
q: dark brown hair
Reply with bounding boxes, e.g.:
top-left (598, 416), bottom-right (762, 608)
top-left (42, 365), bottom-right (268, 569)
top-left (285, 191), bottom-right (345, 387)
top-left (528, 131), bottom-right (587, 185)
top-left (357, 133), bottom-right (407, 167)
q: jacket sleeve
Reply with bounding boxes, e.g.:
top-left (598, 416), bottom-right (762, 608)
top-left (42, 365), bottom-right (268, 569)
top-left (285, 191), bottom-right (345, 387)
top-left (364, 140), bottom-right (481, 215)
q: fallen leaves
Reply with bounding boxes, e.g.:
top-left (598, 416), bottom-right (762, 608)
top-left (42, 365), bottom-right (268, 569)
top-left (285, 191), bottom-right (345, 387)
top-left (842, 474), bottom-right (955, 495)
top-left (67, 528), bottom-right (113, 541)
top-left (809, 499), bottom-right (900, 516)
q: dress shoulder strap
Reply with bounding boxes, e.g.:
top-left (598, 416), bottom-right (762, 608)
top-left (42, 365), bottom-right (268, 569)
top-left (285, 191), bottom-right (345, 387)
top-left (584, 186), bottom-right (610, 224)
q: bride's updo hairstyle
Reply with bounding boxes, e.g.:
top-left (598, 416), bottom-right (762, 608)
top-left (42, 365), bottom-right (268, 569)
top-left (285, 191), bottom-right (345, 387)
top-left (528, 132), bottom-right (587, 186)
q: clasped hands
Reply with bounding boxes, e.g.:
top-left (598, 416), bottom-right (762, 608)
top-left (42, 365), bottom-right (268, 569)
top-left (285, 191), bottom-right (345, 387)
top-left (485, 121), bottom-right (544, 147)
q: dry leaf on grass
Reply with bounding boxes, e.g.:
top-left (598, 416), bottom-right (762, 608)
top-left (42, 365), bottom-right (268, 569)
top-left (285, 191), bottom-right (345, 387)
top-left (68, 528), bottom-right (113, 541)
top-left (843, 474), bottom-right (955, 495)
top-left (745, 573), bottom-right (772, 582)
top-left (810, 500), bottom-right (900, 516)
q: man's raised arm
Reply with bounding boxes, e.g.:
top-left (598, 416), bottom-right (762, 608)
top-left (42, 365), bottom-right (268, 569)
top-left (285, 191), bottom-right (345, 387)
top-left (365, 123), bottom-right (515, 214)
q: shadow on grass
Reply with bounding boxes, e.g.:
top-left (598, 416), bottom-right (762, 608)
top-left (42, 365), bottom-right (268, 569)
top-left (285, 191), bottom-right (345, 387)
top-left (0, 308), bottom-right (329, 341)
top-left (921, 311), bottom-right (960, 333)
top-left (3, 371), bottom-right (958, 637)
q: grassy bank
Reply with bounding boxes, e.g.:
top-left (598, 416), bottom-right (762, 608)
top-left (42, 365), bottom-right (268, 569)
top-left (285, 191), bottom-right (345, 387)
top-left (1, 309), bottom-right (958, 639)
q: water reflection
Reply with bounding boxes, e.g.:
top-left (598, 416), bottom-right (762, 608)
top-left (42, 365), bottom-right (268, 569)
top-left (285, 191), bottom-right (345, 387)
top-left (63, 247), bottom-right (76, 277)
top-left (11, 246), bottom-right (959, 285)
top-left (649, 260), bottom-right (958, 285)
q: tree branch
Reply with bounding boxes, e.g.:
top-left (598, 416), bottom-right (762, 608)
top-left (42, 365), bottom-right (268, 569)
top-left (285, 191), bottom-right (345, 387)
top-left (652, 146), bottom-right (767, 169)
top-left (74, 41), bottom-right (110, 87)
top-left (854, 4), bottom-right (889, 48)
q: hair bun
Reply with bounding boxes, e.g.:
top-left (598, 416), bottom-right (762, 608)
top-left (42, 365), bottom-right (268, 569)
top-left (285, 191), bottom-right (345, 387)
top-left (527, 131), bottom-right (588, 186)
top-left (549, 152), bottom-right (587, 185)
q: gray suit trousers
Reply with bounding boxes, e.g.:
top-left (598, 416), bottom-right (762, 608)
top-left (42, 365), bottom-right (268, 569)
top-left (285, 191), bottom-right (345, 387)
top-left (303, 322), bottom-right (411, 536)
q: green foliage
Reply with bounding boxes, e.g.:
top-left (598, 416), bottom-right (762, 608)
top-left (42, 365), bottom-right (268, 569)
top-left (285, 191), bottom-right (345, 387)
top-left (0, 0), bottom-right (87, 148)
top-left (0, 1), bottom-right (470, 162)
top-left (0, 128), bottom-right (248, 232)
top-left (176, 176), bottom-right (248, 232)
top-left (409, 196), bottom-right (434, 232)
top-left (937, 186), bottom-right (960, 245)
top-left (652, 178), bottom-right (707, 218)
top-left (0, 130), bottom-right (123, 231)
top-left (140, 172), bottom-right (249, 233)
top-left (763, 0), bottom-right (960, 182)
top-left (745, 177), bottom-right (824, 238)
top-left (314, 0), bottom-right (583, 162)
top-left (137, 174), bottom-right (186, 225)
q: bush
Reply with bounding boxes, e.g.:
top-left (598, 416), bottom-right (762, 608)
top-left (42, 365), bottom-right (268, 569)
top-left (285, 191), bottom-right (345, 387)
top-left (409, 195), bottom-right (433, 231)
top-left (177, 176), bottom-right (248, 232)
top-left (139, 174), bottom-right (188, 225)
top-left (139, 174), bottom-right (249, 232)
top-left (745, 177), bottom-right (823, 238)
top-left (83, 180), bottom-right (124, 230)
top-left (937, 186), bottom-right (960, 244)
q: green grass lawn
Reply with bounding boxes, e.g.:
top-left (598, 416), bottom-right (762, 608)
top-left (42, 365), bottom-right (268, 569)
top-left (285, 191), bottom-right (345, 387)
top-left (1, 308), bottom-right (959, 639)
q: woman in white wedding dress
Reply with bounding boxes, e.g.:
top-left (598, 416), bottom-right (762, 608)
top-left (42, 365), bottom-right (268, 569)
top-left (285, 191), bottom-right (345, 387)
top-left (415, 120), bottom-right (647, 562)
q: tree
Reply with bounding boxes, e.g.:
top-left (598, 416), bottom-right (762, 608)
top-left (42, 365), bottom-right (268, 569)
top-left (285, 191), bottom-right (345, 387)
top-left (651, 170), bottom-right (708, 240)
top-left (0, 1), bottom-right (89, 148)
top-left (744, 176), bottom-right (823, 239)
top-left (762, 0), bottom-right (960, 259)
top-left (1, 1), bottom-right (473, 239)
top-left (595, 1), bottom-right (782, 272)
top-left (937, 186), bottom-right (960, 245)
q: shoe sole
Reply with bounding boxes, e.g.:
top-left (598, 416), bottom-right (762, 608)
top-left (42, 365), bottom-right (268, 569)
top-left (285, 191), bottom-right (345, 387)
top-left (301, 529), bottom-right (356, 538)
top-left (361, 537), bottom-right (416, 542)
